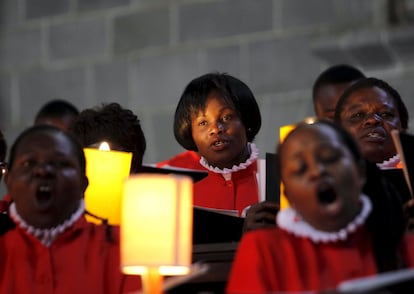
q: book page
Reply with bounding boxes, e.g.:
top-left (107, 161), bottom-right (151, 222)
top-left (337, 268), bottom-right (414, 293)
top-left (391, 130), bottom-right (413, 196)
top-left (193, 205), bottom-right (239, 217)
top-left (256, 158), bottom-right (266, 202)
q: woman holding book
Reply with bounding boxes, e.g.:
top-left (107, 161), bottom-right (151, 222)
top-left (159, 72), bottom-right (272, 217)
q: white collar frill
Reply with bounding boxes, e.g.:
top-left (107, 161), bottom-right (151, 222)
top-left (199, 143), bottom-right (259, 181)
top-left (9, 200), bottom-right (85, 247)
top-left (277, 194), bottom-right (372, 243)
top-left (377, 154), bottom-right (400, 169)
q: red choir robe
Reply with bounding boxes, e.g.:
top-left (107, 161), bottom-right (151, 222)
top-left (226, 226), bottom-right (414, 293)
top-left (156, 150), bottom-right (202, 170)
top-left (157, 150), bottom-right (260, 216)
top-left (0, 216), bottom-right (141, 294)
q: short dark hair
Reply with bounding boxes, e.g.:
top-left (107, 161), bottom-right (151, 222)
top-left (312, 64), bottom-right (365, 102)
top-left (174, 72), bottom-right (261, 151)
top-left (8, 125), bottom-right (86, 174)
top-left (34, 99), bottom-right (79, 122)
top-left (69, 103), bottom-right (146, 173)
top-left (0, 130), bottom-right (6, 163)
top-left (334, 77), bottom-right (409, 130)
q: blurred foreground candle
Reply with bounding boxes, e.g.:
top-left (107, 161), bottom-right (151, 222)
top-left (279, 124), bottom-right (296, 210)
top-left (279, 117), bottom-right (317, 209)
top-left (84, 142), bottom-right (132, 225)
top-left (121, 174), bottom-right (193, 294)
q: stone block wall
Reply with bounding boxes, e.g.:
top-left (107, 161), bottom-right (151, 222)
top-left (1, 0), bottom-right (414, 165)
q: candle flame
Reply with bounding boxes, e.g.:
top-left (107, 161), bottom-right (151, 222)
top-left (99, 142), bottom-right (111, 151)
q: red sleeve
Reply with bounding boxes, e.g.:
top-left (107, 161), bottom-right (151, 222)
top-left (156, 151), bottom-right (202, 170)
top-left (226, 231), bottom-right (275, 293)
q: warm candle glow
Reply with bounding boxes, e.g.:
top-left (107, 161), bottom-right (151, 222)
top-left (84, 143), bottom-right (132, 225)
top-left (121, 174), bottom-right (193, 294)
top-left (279, 124), bottom-right (295, 210)
top-left (98, 141), bottom-right (111, 151)
top-left (279, 117), bottom-right (317, 209)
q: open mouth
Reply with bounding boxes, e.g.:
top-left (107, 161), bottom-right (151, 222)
top-left (35, 184), bottom-right (53, 205)
top-left (210, 139), bottom-right (229, 150)
top-left (361, 128), bottom-right (386, 141)
top-left (317, 184), bottom-right (337, 205)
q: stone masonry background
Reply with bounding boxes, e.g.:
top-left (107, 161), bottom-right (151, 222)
top-left (1, 0), bottom-right (414, 167)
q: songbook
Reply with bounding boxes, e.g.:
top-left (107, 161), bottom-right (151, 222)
top-left (391, 130), bottom-right (414, 200)
top-left (337, 268), bottom-right (414, 293)
top-left (381, 168), bottom-right (412, 203)
top-left (265, 153), bottom-right (280, 203)
top-left (192, 206), bottom-right (244, 244)
top-left (140, 164), bottom-right (208, 183)
top-left (194, 206), bottom-right (238, 217)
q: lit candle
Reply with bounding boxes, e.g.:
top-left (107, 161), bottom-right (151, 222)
top-left (279, 124), bottom-right (296, 210)
top-left (121, 174), bottom-right (193, 294)
top-left (84, 142), bottom-right (132, 225)
top-left (279, 117), bottom-right (317, 209)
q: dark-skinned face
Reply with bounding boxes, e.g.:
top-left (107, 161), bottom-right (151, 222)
top-left (338, 86), bottom-right (402, 163)
top-left (191, 93), bottom-right (248, 169)
top-left (5, 130), bottom-right (88, 228)
top-left (280, 124), bottom-right (364, 232)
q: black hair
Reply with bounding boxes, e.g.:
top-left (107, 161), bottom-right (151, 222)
top-left (277, 120), bottom-right (407, 273)
top-left (312, 64), bottom-right (365, 102)
top-left (364, 160), bottom-right (406, 272)
top-left (173, 72), bottom-right (261, 151)
top-left (0, 130), bottom-right (6, 162)
top-left (34, 99), bottom-right (79, 122)
top-left (8, 124), bottom-right (86, 175)
top-left (334, 77), bottom-right (409, 130)
top-left (69, 103), bottom-right (146, 173)
top-left (0, 130), bottom-right (7, 180)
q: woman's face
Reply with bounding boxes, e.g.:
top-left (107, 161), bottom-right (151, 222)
top-left (191, 93), bottom-right (248, 169)
top-left (5, 130), bottom-right (88, 229)
top-left (338, 86), bottom-right (402, 163)
top-left (280, 124), bottom-right (364, 232)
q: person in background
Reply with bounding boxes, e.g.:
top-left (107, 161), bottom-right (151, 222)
top-left (69, 102), bottom-right (146, 174)
top-left (0, 125), bottom-right (141, 293)
top-left (243, 64), bottom-right (365, 232)
top-left (34, 99), bottom-right (80, 131)
top-left (334, 77), bottom-right (414, 224)
top-left (313, 64), bottom-right (365, 121)
top-left (1, 99), bottom-right (80, 207)
top-left (334, 77), bottom-right (409, 168)
top-left (159, 72), bottom-right (273, 216)
top-left (227, 120), bottom-right (414, 293)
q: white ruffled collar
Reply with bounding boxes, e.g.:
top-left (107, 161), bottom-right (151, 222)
top-left (9, 200), bottom-right (85, 247)
top-left (199, 142), bottom-right (259, 175)
top-left (277, 194), bottom-right (372, 243)
top-left (377, 154), bottom-right (400, 169)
